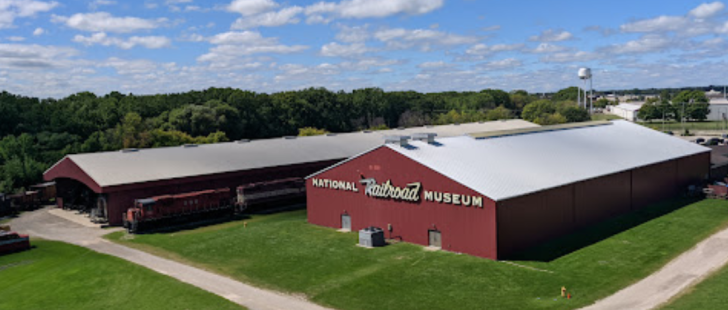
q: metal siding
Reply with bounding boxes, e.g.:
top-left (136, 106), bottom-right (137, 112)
top-left (574, 171), bottom-right (632, 227)
top-left (677, 152), bottom-right (710, 187)
top-left (307, 147), bottom-right (498, 259)
top-left (631, 160), bottom-right (679, 209)
top-left (496, 184), bottom-right (574, 258)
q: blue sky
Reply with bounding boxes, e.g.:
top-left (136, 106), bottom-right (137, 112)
top-left (1, 0), bottom-right (727, 97)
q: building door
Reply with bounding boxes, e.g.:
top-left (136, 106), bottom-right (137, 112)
top-left (341, 214), bottom-right (351, 231)
top-left (428, 230), bottom-right (442, 248)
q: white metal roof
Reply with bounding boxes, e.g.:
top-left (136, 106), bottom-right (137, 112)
top-left (55, 120), bottom-right (539, 187)
top-left (385, 120), bottom-right (710, 201)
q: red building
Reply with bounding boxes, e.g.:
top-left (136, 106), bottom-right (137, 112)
top-left (306, 121), bottom-right (710, 260)
top-left (43, 120), bottom-right (538, 226)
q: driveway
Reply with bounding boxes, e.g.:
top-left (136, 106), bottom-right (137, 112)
top-left (10, 207), bottom-right (332, 310)
top-left (581, 224), bottom-right (728, 310)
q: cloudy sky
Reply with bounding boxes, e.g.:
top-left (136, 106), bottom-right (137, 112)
top-left (1, 0), bottom-right (728, 98)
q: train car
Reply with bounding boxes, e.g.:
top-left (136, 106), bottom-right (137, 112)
top-left (0, 231), bottom-right (30, 255)
top-left (8, 191), bottom-right (40, 211)
top-left (124, 188), bottom-right (232, 233)
top-left (236, 178), bottom-right (306, 211)
top-left (30, 182), bottom-right (56, 205)
top-left (0, 193), bottom-right (11, 217)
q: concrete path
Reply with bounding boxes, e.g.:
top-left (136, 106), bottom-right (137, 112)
top-left (581, 226), bottom-right (728, 310)
top-left (10, 207), bottom-right (332, 310)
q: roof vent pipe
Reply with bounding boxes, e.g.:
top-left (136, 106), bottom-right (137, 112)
top-left (412, 133), bottom-right (437, 144)
top-left (283, 136), bottom-right (297, 140)
top-left (237, 139), bottom-right (251, 143)
top-left (182, 144), bottom-right (198, 148)
top-left (385, 135), bottom-right (410, 147)
top-left (121, 148), bottom-right (138, 153)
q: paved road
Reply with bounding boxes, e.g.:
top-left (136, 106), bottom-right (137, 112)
top-left (10, 208), bottom-right (332, 310)
top-left (581, 226), bottom-right (728, 310)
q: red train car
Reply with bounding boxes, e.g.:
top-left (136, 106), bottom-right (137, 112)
top-left (8, 190), bottom-right (40, 211)
top-left (236, 178), bottom-right (306, 210)
top-left (0, 231), bottom-right (31, 255)
top-left (124, 188), bottom-right (232, 233)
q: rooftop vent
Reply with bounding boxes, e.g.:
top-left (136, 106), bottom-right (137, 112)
top-left (121, 148), bottom-right (138, 153)
top-left (326, 133), bottom-right (337, 136)
top-left (396, 127), bottom-right (405, 130)
top-left (412, 132), bottom-right (437, 144)
top-left (425, 125), bottom-right (434, 128)
top-left (362, 130), bottom-right (372, 133)
top-left (453, 123), bottom-right (460, 126)
top-left (182, 144), bottom-right (198, 148)
top-left (283, 136), bottom-right (297, 140)
top-left (385, 135), bottom-right (410, 147)
top-left (237, 139), bottom-right (251, 143)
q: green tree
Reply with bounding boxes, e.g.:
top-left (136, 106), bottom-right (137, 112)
top-left (486, 106), bottom-right (512, 121)
top-left (521, 100), bottom-right (556, 122)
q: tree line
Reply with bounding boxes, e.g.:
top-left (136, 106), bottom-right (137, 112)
top-left (0, 87), bottom-right (595, 194)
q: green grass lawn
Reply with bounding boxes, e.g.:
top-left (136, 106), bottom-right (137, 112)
top-left (106, 199), bottom-right (728, 310)
top-left (0, 240), bottom-right (244, 310)
top-left (660, 261), bottom-right (728, 309)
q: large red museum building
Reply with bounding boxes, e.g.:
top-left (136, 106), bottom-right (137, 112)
top-left (306, 121), bottom-right (711, 259)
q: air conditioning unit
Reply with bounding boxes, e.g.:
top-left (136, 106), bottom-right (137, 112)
top-left (359, 226), bottom-right (385, 247)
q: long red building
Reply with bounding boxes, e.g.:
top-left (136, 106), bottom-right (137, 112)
top-left (43, 120), bottom-right (538, 226)
top-left (306, 121), bottom-right (710, 259)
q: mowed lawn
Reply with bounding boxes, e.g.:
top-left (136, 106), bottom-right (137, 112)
top-left (106, 199), bottom-right (728, 310)
top-left (0, 240), bottom-right (244, 310)
top-left (661, 262), bottom-right (728, 310)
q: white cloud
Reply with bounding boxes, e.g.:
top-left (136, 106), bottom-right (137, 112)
top-left (541, 51), bottom-right (601, 63)
top-left (89, 0), bottom-right (116, 10)
top-left (0, 43), bottom-right (78, 69)
top-left (32, 27), bottom-right (44, 36)
top-left (0, 0), bottom-right (59, 29)
top-left (6, 36), bottom-right (24, 42)
top-left (465, 43), bottom-right (523, 55)
top-left (689, 1), bottom-right (725, 18)
top-left (620, 16), bottom-right (689, 33)
top-left (374, 28), bottom-right (478, 50)
top-left (304, 0), bottom-right (443, 23)
top-left (531, 43), bottom-right (569, 53)
top-left (73, 32), bottom-right (172, 49)
top-left (417, 61), bottom-right (452, 69)
top-left (199, 31), bottom-right (308, 66)
top-left (602, 34), bottom-right (674, 54)
top-left (335, 24), bottom-right (369, 42)
top-left (479, 58), bottom-right (522, 70)
top-left (529, 29), bottom-right (573, 42)
top-left (231, 6), bottom-right (302, 29)
top-left (52, 12), bottom-right (165, 33)
top-left (320, 42), bottom-right (370, 57)
top-left (227, 0), bottom-right (278, 16)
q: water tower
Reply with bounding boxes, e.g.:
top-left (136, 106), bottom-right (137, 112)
top-left (578, 67), bottom-right (593, 113)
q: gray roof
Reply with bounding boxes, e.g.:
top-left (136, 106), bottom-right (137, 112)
top-left (380, 120), bottom-right (710, 201)
top-left (52, 120), bottom-right (538, 188)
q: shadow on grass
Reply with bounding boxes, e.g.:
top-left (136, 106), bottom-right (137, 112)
top-left (507, 197), bottom-right (702, 262)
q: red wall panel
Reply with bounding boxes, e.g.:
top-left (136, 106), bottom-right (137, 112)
top-left (574, 171), bottom-right (632, 227)
top-left (631, 160), bottom-right (678, 209)
top-left (496, 184), bottom-right (574, 258)
top-left (307, 147), bottom-right (499, 259)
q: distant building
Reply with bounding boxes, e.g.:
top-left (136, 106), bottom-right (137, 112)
top-left (608, 103), bottom-right (642, 121)
top-left (706, 89), bottom-right (724, 99)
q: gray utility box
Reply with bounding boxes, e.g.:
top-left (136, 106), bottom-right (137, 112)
top-left (359, 226), bottom-right (386, 247)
